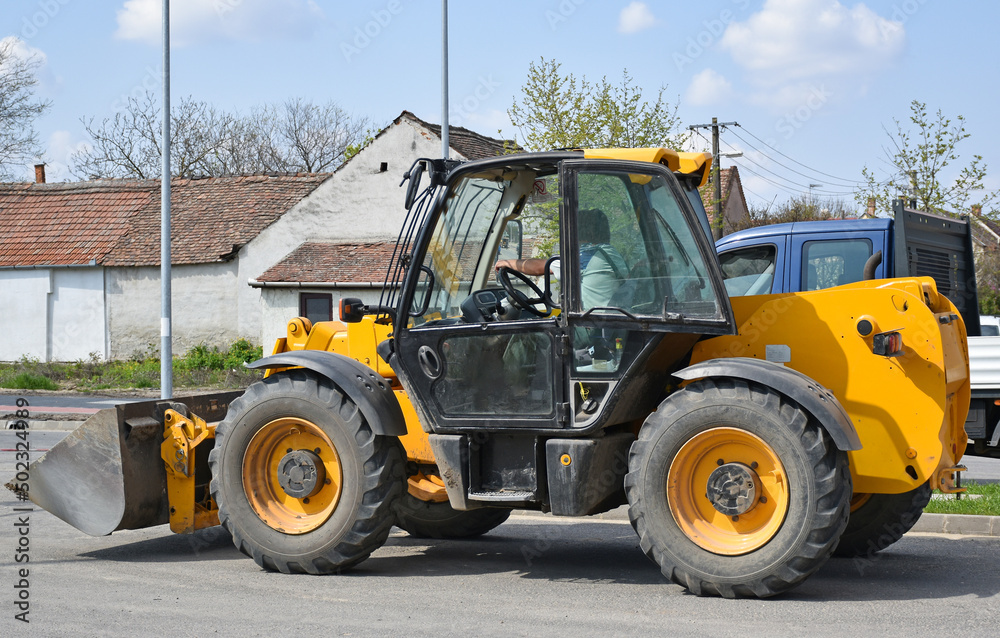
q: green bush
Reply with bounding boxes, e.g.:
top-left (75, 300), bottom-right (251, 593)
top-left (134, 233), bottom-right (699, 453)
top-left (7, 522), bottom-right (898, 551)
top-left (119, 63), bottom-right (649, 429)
top-left (2, 372), bottom-right (59, 391)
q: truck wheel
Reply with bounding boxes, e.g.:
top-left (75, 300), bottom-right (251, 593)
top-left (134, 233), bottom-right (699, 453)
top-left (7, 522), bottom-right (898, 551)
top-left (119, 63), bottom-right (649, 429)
top-left (395, 493), bottom-right (511, 539)
top-left (625, 378), bottom-right (851, 599)
top-left (832, 483), bottom-right (932, 558)
top-left (209, 370), bottom-right (405, 574)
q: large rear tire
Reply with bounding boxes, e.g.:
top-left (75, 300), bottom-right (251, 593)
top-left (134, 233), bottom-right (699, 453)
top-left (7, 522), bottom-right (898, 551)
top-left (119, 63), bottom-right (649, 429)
top-left (832, 483), bottom-right (932, 558)
top-left (394, 492), bottom-right (511, 539)
top-left (209, 370), bottom-right (405, 574)
top-left (625, 378), bottom-right (851, 599)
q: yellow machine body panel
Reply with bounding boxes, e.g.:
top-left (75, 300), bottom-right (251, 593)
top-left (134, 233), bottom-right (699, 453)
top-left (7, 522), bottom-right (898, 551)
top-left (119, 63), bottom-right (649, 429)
top-left (273, 316), bottom-right (434, 466)
top-left (584, 148), bottom-right (713, 187)
top-left (691, 277), bottom-right (970, 494)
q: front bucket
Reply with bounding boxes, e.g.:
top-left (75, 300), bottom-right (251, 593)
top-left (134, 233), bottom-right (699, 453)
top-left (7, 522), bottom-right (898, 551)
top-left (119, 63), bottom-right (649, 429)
top-left (10, 392), bottom-right (241, 536)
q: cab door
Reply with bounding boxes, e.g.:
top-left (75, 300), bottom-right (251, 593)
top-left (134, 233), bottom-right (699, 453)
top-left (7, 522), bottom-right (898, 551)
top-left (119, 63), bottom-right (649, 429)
top-left (392, 168), bottom-right (570, 433)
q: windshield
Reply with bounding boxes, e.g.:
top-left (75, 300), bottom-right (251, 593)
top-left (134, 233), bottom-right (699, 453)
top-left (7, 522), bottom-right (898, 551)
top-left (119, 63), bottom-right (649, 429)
top-left (410, 170), bottom-right (558, 324)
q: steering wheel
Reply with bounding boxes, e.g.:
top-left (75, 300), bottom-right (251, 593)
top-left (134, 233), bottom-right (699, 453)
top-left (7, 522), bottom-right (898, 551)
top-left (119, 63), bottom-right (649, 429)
top-left (496, 267), bottom-right (552, 317)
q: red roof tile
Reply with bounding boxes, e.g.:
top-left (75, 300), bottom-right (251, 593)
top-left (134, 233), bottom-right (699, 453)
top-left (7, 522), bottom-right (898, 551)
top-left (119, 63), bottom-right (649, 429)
top-left (0, 174), bottom-right (328, 267)
top-left (256, 241), bottom-right (397, 284)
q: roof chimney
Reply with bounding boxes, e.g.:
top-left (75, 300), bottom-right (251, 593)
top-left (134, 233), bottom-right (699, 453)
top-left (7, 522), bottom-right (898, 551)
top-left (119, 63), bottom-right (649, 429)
top-left (34, 163), bottom-right (46, 184)
top-left (972, 204), bottom-right (983, 217)
top-left (866, 197), bottom-right (876, 217)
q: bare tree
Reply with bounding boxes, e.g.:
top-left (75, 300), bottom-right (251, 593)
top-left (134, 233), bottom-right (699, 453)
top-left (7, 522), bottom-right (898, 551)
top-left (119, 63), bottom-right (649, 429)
top-left (71, 93), bottom-right (371, 179)
top-left (277, 98), bottom-right (369, 172)
top-left (0, 38), bottom-right (51, 180)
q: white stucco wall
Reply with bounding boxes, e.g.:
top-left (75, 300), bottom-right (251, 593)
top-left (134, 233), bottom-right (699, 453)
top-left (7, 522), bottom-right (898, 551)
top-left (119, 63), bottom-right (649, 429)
top-left (106, 262), bottom-right (239, 359)
top-left (49, 268), bottom-right (106, 361)
top-left (239, 119), bottom-right (454, 344)
top-left (259, 286), bottom-right (386, 351)
top-left (0, 270), bottom-right (50, 361)
top-left (0, 268), bottom-right (106, 362)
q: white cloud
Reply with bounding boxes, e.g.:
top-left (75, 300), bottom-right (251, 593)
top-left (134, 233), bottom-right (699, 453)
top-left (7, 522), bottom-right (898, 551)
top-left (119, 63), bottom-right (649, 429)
top-left (685, 69), bottom-right (735, 106)
top-left (618, 2), bottom-right (658, 34)
top-left (720, 0), bottom-right (904, 86)
top-left (115, 0), bottom-right (325, 46)
top-left (1, 36), bottom-right (48, 68)
top-left (43, 131), bottom-right (90, 182)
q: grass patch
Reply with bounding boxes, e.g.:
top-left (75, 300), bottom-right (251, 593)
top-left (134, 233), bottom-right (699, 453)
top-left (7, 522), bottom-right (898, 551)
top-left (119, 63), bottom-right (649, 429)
top-left (0, 339), bottom-right (265, 392)
top-left (924, 481), bottom-right (1000, 516)
top-left (2, 371), bottom-right (60, 391)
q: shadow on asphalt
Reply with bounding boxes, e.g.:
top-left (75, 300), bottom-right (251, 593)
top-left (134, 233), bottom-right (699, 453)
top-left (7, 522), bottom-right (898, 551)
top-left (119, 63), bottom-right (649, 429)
top-left (73, 519), bottom-right (1000, 601)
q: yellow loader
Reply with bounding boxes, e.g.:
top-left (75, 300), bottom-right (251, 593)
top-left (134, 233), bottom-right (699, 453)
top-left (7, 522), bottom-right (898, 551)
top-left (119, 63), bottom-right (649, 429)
top-left (12, 148), bottom-right (969, 598)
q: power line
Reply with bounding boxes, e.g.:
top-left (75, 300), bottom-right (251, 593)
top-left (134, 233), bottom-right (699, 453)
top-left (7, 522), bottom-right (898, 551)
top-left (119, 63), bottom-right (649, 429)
top-left (721, 138), bottom-right (856, 196)
top-left (734, 125), bottom-right (867, 186)
top-left (727, 128), bottom-right (861, 190)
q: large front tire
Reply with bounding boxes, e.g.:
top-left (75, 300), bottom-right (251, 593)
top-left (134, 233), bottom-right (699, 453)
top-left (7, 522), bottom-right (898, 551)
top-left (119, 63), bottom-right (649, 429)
top-left (626, 378), bottom-right (851, 599)
top-left (209, 370), bottom-right (405, 574)
top-left (833, 483), bottom-right (932, 558)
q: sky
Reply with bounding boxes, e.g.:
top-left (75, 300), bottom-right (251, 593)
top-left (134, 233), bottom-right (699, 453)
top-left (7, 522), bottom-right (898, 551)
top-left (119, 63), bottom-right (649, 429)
top-left (2, 0), bottom-right (998, 214)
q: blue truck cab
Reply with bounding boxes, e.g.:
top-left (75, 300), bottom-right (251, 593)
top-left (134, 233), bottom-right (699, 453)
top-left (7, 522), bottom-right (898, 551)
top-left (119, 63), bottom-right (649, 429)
top-left (714, 200), bottom-right (982, 336)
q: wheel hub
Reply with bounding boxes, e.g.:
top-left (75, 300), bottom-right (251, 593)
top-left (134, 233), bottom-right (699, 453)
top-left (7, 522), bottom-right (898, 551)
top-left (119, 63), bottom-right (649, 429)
top-left (276, 449), bottom-right (326, 499)
top-left (706, 462), bottom-right (759, 516)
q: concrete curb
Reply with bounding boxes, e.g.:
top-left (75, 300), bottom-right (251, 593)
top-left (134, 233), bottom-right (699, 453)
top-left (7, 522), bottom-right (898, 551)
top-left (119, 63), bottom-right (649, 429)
top-left (4, 419), bottom-right (84, 431)
top-left (512, 507), bottom-right (1000, 538)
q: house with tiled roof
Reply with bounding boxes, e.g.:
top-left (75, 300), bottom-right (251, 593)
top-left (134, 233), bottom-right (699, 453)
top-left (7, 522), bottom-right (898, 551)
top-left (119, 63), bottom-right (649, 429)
top-left (250, 110), bottom-right (513, 347)
top-left (699, 166), bottom-right (750, 236)
top-left (0, 173), bottom-right (328, 361)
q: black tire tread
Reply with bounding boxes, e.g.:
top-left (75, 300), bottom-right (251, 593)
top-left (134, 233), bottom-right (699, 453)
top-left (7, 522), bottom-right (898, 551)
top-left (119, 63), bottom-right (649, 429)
top-left (208, 369), bottom-right (405, 574)
top-left (394, 493), bottom-right (511, 539)
top-left (833, 482), bottom-right (932, 558)
top-left (625, 378), bottom-right (851, 599)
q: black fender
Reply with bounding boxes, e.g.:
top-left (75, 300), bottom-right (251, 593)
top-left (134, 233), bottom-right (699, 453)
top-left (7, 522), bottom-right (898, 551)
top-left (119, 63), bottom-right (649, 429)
top-left (248, 350), bottom-right (407, 436)
top-left (673, 358), bottom-right (862, 451)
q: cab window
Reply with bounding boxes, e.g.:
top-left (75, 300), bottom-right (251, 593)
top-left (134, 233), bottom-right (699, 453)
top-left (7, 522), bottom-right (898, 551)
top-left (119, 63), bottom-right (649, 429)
top-left (802, 239), bottom-right (872, 290)
top-left (719, 245), bottom-right (777, 296)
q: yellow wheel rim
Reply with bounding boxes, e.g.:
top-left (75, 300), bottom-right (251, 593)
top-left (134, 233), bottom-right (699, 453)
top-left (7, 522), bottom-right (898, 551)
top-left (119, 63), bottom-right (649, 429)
top-left (667, 427), bottom-right (789, 556)
top-left (849, 492), bottom-right (873, 512)
top-left (242, 417), bottom-right (343, 534)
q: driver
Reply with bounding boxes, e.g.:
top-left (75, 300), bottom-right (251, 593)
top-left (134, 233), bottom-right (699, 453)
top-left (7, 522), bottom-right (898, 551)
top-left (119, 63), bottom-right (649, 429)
top-left (495, 208), bottom-right (627, 311)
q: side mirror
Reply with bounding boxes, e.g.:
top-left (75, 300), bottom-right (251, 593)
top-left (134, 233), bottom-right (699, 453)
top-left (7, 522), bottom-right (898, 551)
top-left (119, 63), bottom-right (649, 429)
top-left (498, 220), bottom-right (523, 261)
top-left (403, 160), bottom-right (427, 210)
top-left (339, 297), bottom-right (366, 323)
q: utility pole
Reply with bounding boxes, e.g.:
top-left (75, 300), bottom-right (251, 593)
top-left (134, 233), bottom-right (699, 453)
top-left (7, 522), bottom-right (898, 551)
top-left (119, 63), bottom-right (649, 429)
top-left (688, 118), bottom-right (738, 240)
top-left (160, 0), bottom-right (172, 399)
top-left (808, 183), bottom-right (822, 208)
top-left (441, 0), bottom-right (449, 160)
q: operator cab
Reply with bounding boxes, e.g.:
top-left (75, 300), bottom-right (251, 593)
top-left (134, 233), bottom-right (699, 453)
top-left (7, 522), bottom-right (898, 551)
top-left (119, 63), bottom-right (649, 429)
top-left (392, 152), bottom-right (735, 434)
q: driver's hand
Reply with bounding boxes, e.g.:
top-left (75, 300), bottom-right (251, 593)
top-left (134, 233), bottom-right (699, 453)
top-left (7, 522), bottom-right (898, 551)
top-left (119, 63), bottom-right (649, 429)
top-left (495, 259), bottom-right (516, 273)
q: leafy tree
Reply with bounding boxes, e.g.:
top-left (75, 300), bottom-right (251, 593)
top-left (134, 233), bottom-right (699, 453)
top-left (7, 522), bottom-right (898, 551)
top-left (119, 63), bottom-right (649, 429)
top-left (508, 57), bottom-right (686, 152)
top-left (71, 92), bottom-right (371, 179)
top-left (734, 195), bottom-right (852, 231)
top-left (857, 100), bottom-right (996, 216)
top-left (0, 38), bottom-right (51, 180)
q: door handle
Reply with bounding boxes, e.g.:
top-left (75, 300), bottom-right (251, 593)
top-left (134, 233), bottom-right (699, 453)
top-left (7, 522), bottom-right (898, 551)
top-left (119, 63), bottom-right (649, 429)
top-left (417, 345), bottom-right (443, 379)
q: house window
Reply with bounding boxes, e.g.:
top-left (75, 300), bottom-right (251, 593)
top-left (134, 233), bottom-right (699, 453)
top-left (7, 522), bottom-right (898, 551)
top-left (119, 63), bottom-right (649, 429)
top-left (300, 293), bottom-right (333, 324)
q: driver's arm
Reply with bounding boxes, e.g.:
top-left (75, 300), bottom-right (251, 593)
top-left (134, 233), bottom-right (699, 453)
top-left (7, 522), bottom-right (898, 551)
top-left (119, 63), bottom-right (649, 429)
top-left (495, 258), bottom-right (548, 276)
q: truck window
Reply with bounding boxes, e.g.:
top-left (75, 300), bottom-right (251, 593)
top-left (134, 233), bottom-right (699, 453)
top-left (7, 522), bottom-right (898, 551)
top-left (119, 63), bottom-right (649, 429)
top-left (719, 245), bottom-right (777, 296)
top-left (802, 239), bottom-right (872, 290)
